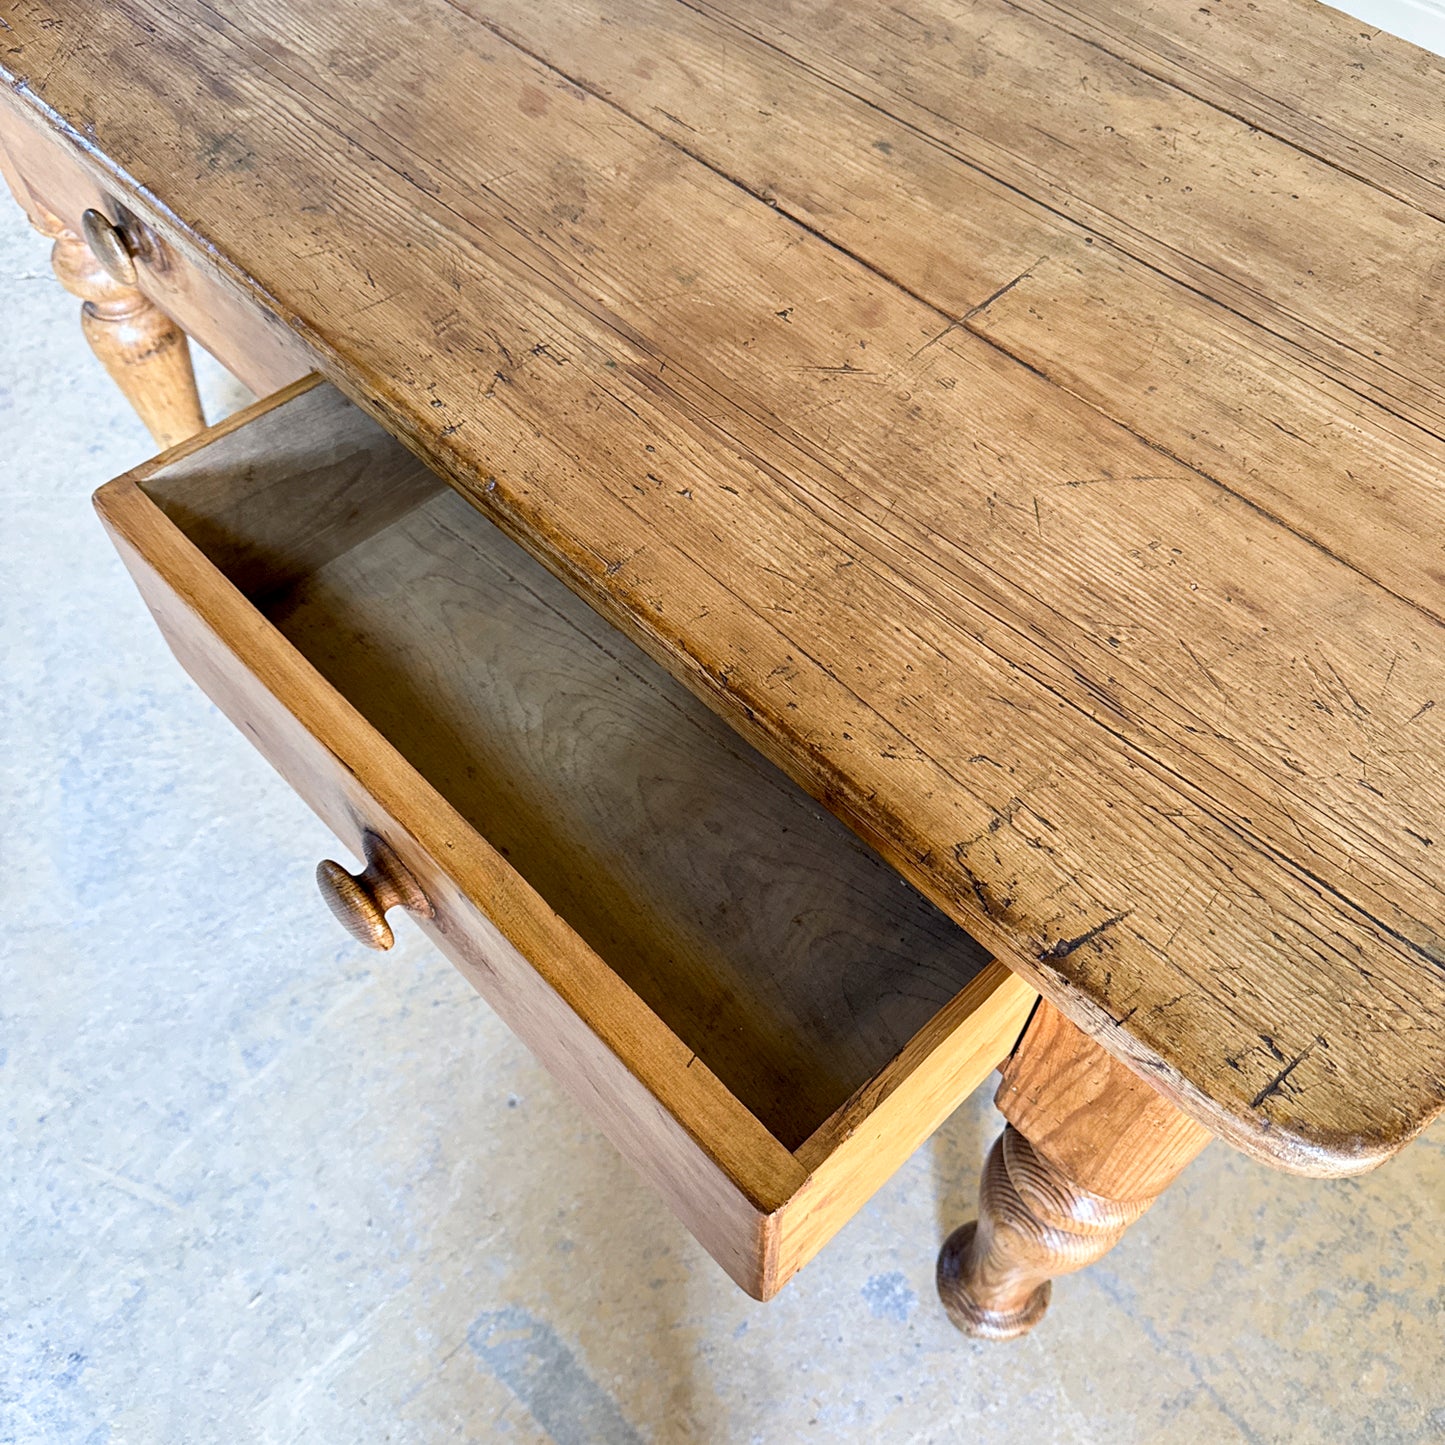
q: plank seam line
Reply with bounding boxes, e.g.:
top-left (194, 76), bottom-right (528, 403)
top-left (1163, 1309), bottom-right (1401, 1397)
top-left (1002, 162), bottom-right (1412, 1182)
top-left (448, 1), bottom-right (1445, 637)
top-left (15, 6), bottom-right (1439, 1156)
top-left (1002, 0), bottom-right (1445, 223)
top-left (44, 2), bottom-right (1445, 971)
top-left (674, 0), bottom-right (1445, 435)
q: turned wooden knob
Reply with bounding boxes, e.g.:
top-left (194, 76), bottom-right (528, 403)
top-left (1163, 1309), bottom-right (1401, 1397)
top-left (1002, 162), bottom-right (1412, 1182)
top-left (80, 207), bottom-right (138, 285)
top-left (315, 832), bottom-right (433, 950)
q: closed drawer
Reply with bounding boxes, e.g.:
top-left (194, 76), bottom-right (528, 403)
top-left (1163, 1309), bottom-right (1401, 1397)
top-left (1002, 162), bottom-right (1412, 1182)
top-left (93, 377), bottom-right (1036, 1299)
top-left (0, 89), bottom-right (311, 398)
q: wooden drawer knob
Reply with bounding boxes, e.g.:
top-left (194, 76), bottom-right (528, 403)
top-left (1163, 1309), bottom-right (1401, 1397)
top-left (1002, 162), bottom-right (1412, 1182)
top-left (80, 207), bottom-right (138, 286)
top-left (315, 832), bottom-right (434, 950)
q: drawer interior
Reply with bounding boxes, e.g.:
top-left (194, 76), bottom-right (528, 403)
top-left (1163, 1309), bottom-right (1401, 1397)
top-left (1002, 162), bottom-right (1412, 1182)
top-left (138, 396), bottom-right (994, 1150)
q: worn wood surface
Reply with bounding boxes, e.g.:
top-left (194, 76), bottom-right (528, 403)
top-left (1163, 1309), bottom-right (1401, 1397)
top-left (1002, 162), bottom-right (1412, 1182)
top-left (138, 375), bottom-right (446, 598)
top-left (778, 961), bottom-right (1036, 1290)
top-left (41, 209), bottom-right (204, 447)
top-left (0, 88), bottom-right (313, 399)
top-left (15, 0), bottom-right (1445, 1172)
top-left (315, 831), bottom-right (435, 951)
top-left (472, 0), bottom-right (1445, 619)
top-left (938, 999), bottom-right (1211, 1338)
top-left (264, 431), bottom-right (997, 1149)
top-left (996, 999), bottom-right (1215, 1199)
top-left (93, 379), bottom-right (1034, 1296)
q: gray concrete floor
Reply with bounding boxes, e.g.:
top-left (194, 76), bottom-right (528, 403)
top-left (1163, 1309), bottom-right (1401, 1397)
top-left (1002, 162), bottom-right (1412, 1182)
top-left (1, 197), bottom-right (1442, 1445)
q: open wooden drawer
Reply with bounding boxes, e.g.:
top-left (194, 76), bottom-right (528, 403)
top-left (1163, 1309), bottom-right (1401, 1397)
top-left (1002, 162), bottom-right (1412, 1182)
top-left (94, 376), bottom-right (1037, 1299)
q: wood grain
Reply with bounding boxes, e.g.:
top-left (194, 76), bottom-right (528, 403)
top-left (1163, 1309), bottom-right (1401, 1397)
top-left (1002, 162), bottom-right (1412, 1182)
top-left (688, 0), bottom-right (1445, 431)
top-left (939, 999), bottom-right (1210, 1338)
top-left (43, 211), bottom-right (204, 447)
top-left (996, 999), bottom-right (1213, 1199)
top-left (776, 961), bottom-right (1036, 1291)
top-left (257, 408), bottom-right (996, 1147)
top-left (937, 1123), bottom-right (1190, 1339)
top-left (93, 379), bottom-right (1033, 1296)
top-left (97, 452), bottom-right (805, 1295)
top-left (0, 86), bottom-right (312, 399)
top-left (17, 0), bottom-right (1444, 1171)
top-left (1007, 0), bottom-right (1445, 223)
top-left (315, 830), bottom-right (435, 951)
top-left (139, 375), bottom-right (446, 597)
top-left (465, 0), bottom-right (1445, 620)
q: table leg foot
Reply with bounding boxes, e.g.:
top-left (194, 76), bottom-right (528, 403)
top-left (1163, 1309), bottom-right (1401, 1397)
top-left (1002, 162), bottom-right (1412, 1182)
top-left (937, 1220), bottom-right (1050, 1340)
top-left (938, 1000), bottom-right (1213, 1340)
top-left (937, 1125), bottom-right (1147, 1338)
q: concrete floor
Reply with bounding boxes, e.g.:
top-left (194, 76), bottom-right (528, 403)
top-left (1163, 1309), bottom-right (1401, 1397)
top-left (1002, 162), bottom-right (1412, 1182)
top-left (1, 198), bottom-right (1442, 1445)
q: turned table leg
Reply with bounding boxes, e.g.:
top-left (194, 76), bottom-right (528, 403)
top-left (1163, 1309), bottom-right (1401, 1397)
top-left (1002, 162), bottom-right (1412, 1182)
top-left (938, 999), bottom-right (1213, 1340)
top-left (39, 208), bottom-right (205, 449)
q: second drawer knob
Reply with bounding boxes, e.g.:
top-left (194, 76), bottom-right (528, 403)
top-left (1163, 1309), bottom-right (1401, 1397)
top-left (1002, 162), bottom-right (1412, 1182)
top-left (316, 832), bottom-right (434, 950)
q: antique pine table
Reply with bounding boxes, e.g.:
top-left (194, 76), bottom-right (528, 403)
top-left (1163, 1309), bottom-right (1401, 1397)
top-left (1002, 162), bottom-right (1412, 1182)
top-left (4, 0), bottom-right (1442, 1338)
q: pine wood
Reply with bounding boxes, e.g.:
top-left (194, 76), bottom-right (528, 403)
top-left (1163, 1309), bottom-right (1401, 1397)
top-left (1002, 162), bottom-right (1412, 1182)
top-left (316, 832), bottom-right (434, 951)
top-left (938, 1000), bottom-right (1211, 1339)
top-left (10, 0), bottom-right (1444, 1176)
top-left (93, 378), bottom-right (1037, 1297)
top-left (779, 964), bottom-right (1037, 1287)
top-left (467, 0), bottom-right (1445, 622)
top-left (41, 208), bottom-right (204, 448)
top-left (995, 999), bottom-right (1215, 1199)
top-left (1004, 0), bottom-right (1445, 222)
top-left (268, 472), bottom-right (999, 1144)
top-left (0, 88), bottom-right (312, 399)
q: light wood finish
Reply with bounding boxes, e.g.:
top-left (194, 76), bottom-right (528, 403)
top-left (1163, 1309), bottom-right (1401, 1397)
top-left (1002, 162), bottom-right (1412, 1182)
top-left (778, 964), bottom-right (1037, 1287)
top-left (938, 1000), bottom-right (1211, 1339)
top-left (268, 481), bottom-right (1000, 1142)
top-left (93, 378), bottom-right (1038, 1297)
top-left (131, 384), bottom-right (446, 597)
top-left (11, 2), bottom-right (1444, 1174)
top-left (79, 207), bottom-right (137, 286)
top-left (995, 998), bottom-right (1215, 1199)
top-left (41, 209), bottom-right (204, 448)
top-left (316, 832), bottom-right (434, 951)
top-left (141, 383), bottom-right (1007, 1147)
top-left (0, 88), bottom-right (312, 399)
top-left (456, 0), bottom-right (1445, 620)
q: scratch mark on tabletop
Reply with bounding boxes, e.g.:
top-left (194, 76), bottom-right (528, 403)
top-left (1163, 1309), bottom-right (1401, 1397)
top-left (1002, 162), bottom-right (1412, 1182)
top-left (1322, 655), bottom-right (1368, 717)
top-left (1041, 910), bottom-right (1132, 961)
top-left (1179, 639), bottom-right (1226, 698)
top-left (965, 256), bottom-right (1049, 320)
top-left (1250, 1039), bottom-right (1321, 1109)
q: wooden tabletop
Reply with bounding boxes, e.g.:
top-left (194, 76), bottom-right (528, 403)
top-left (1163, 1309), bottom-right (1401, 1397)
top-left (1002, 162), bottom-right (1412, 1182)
top-left (6, 0), bottom-right (1443, 1174)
